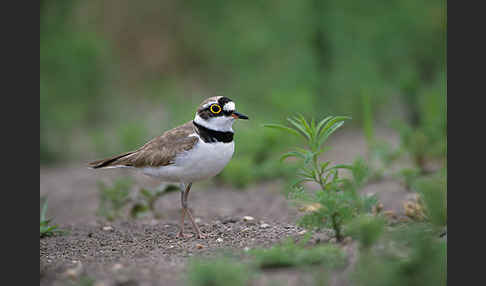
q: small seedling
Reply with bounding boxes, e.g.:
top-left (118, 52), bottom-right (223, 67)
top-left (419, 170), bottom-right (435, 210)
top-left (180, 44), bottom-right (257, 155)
top-left (40, 197), bottom-right (65, 238)
top-left (265, 115), bottom-right (377, 241)
top-left (96, 178), bottom-right (132, 221)
top-left (130, 184), bottom-right (180, 218)
top-left (393, 121), bottom-right (440, 174)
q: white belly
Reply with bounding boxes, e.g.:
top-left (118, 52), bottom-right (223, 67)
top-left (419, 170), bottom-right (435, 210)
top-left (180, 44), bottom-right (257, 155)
top-left (141, 139), bottom-right (235, 183)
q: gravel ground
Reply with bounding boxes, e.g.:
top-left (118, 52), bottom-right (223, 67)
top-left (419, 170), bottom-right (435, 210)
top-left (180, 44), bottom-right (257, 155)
top-left (40, 129), bottom-right (414, 286)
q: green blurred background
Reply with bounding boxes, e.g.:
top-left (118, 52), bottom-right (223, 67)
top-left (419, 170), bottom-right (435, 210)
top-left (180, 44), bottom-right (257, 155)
top-left (40, 0), bottom-right (446, 186)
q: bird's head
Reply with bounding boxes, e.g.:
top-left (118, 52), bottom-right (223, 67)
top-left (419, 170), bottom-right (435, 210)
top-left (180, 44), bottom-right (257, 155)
top-left (194, 96), bottom-right (248, 132)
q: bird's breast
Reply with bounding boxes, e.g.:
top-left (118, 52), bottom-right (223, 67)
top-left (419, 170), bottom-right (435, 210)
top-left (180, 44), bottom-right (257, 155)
top-left (172, 138), bottom-right (235, 182)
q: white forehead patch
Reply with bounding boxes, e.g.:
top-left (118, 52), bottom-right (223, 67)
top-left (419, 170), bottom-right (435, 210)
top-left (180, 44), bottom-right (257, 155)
top-left (223, 101), bottom-right (235, 112)
top-left (202, 101), bottom-right (218, 109)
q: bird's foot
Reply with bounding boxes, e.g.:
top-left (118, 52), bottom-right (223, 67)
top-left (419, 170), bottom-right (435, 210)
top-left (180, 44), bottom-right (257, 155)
top-left (195, 232), bottom-right (207, 239)
top-left (177, 231), bottom-right (193, 239)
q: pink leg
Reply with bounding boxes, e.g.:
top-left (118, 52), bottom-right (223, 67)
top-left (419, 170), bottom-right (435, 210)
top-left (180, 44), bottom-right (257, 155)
top-left (185, 207), bottom-right (206, 239)
top-left (177, 204), bottom-right (191, 238)
top-left (177, 183), bottom-right (205, 239)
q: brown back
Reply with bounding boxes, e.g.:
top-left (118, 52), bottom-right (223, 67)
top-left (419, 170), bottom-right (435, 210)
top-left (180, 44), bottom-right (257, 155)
top-left (89, 121), bottom-right (199, 168)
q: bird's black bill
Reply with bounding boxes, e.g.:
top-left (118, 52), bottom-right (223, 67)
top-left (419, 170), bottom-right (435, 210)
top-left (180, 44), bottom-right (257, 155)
top-left (232, 112), bottom-right (249, 120)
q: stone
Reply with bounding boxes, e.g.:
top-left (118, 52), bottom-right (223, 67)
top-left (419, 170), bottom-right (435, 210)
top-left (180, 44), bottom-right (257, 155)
top-left (260, 223), bottom-right (270, 229)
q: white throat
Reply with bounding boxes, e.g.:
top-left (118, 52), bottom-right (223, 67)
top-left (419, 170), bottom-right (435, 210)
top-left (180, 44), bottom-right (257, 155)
top-left (194, 114), bottom-right (235, 132)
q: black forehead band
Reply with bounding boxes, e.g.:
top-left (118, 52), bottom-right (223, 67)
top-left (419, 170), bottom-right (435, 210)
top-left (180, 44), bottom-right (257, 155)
top-left (218, 97), bottom-right (233, 106)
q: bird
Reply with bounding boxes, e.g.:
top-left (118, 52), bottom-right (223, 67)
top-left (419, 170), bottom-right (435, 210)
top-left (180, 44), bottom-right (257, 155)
top-left (89, 96), bottom-right (248, 239)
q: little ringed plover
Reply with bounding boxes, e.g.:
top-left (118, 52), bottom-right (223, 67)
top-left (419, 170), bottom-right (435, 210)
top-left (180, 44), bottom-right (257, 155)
top-left (89, 96), bottom-right (248, 239)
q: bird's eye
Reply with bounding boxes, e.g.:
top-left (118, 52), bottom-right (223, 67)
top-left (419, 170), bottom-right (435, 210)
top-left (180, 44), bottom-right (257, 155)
top-left (210, 104), bottom-right (222, 114)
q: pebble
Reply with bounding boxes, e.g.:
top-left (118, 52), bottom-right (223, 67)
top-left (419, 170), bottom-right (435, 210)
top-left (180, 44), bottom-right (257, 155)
top-left (242, 216), bottom-right (254, 222)
top-left (64, 262), bottom-right (83, 278)
top-left (102, 226), bottom-right (113, 231)
top-left (216, 238), bottom-right (224, 243)
top-left (196, 244), bottom-right (204, 249)
top-left (111, 263), bottom-right (123, 271)
top-left (260, 223), bottom-right (270, 229)
top-left (222, 217), bottom-right (238, 224)
top-left (298, 230), bottom-right (307, 235)
top-left (243, 247), bottom-right (250, 252)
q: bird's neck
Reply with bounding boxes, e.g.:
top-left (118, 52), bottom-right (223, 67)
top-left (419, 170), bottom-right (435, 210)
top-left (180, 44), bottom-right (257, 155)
top-left (193, 114), bottom-right (234, 132)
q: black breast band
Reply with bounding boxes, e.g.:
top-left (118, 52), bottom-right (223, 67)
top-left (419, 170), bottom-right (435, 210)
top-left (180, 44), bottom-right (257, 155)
top-left (193, 121), bottom-right (234, 143)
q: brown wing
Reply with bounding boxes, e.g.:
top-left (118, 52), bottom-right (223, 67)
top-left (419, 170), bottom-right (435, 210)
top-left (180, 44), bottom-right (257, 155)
top-left (89, 121), bottom-right (198, 169)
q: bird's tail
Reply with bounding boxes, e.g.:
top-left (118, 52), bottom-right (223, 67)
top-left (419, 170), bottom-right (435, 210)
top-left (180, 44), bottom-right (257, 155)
top-left (88, 152), bottom-right (134, 169)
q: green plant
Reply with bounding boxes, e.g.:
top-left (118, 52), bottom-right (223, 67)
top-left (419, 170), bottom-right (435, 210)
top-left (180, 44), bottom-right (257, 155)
top-left (265, 115), bottom-right (377, 241)
top-left (40, 197), bottom-right (65, 238)
top-left (130, 184), bottom-right (180, 218)
top-left (394, 123), bottom-right (431, 172)
top-left (96, 178), bottom-right (133, 221)
top-left (186, 257), bottom-right (253, 286)
top-left (346, 214), bottom-right (386, 250)
top-left (413, 172), bottom-right (447, 228)
top-left (249, 237), bottom-right (346, 269)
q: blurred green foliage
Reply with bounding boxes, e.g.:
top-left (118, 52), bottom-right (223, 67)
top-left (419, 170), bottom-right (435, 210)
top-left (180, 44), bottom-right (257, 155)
top-left (353, 224), bottom-right (446, 286)
top-left (249, 237), bottom-right (346, 269)
top-left (178, 0), bottom-right (444, 117)
top-left (186, 257), bottom-right (253, 286)
top-left (40, 0), bottom-right (113, 163)
top-left (346, 214), bottom-right (386, 249)
top-left (413, 172), bottom-right (447, 227)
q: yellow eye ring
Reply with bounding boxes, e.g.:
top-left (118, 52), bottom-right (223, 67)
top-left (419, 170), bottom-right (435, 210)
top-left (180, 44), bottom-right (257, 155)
top-left (210, 104), bottom-right (222, 114)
